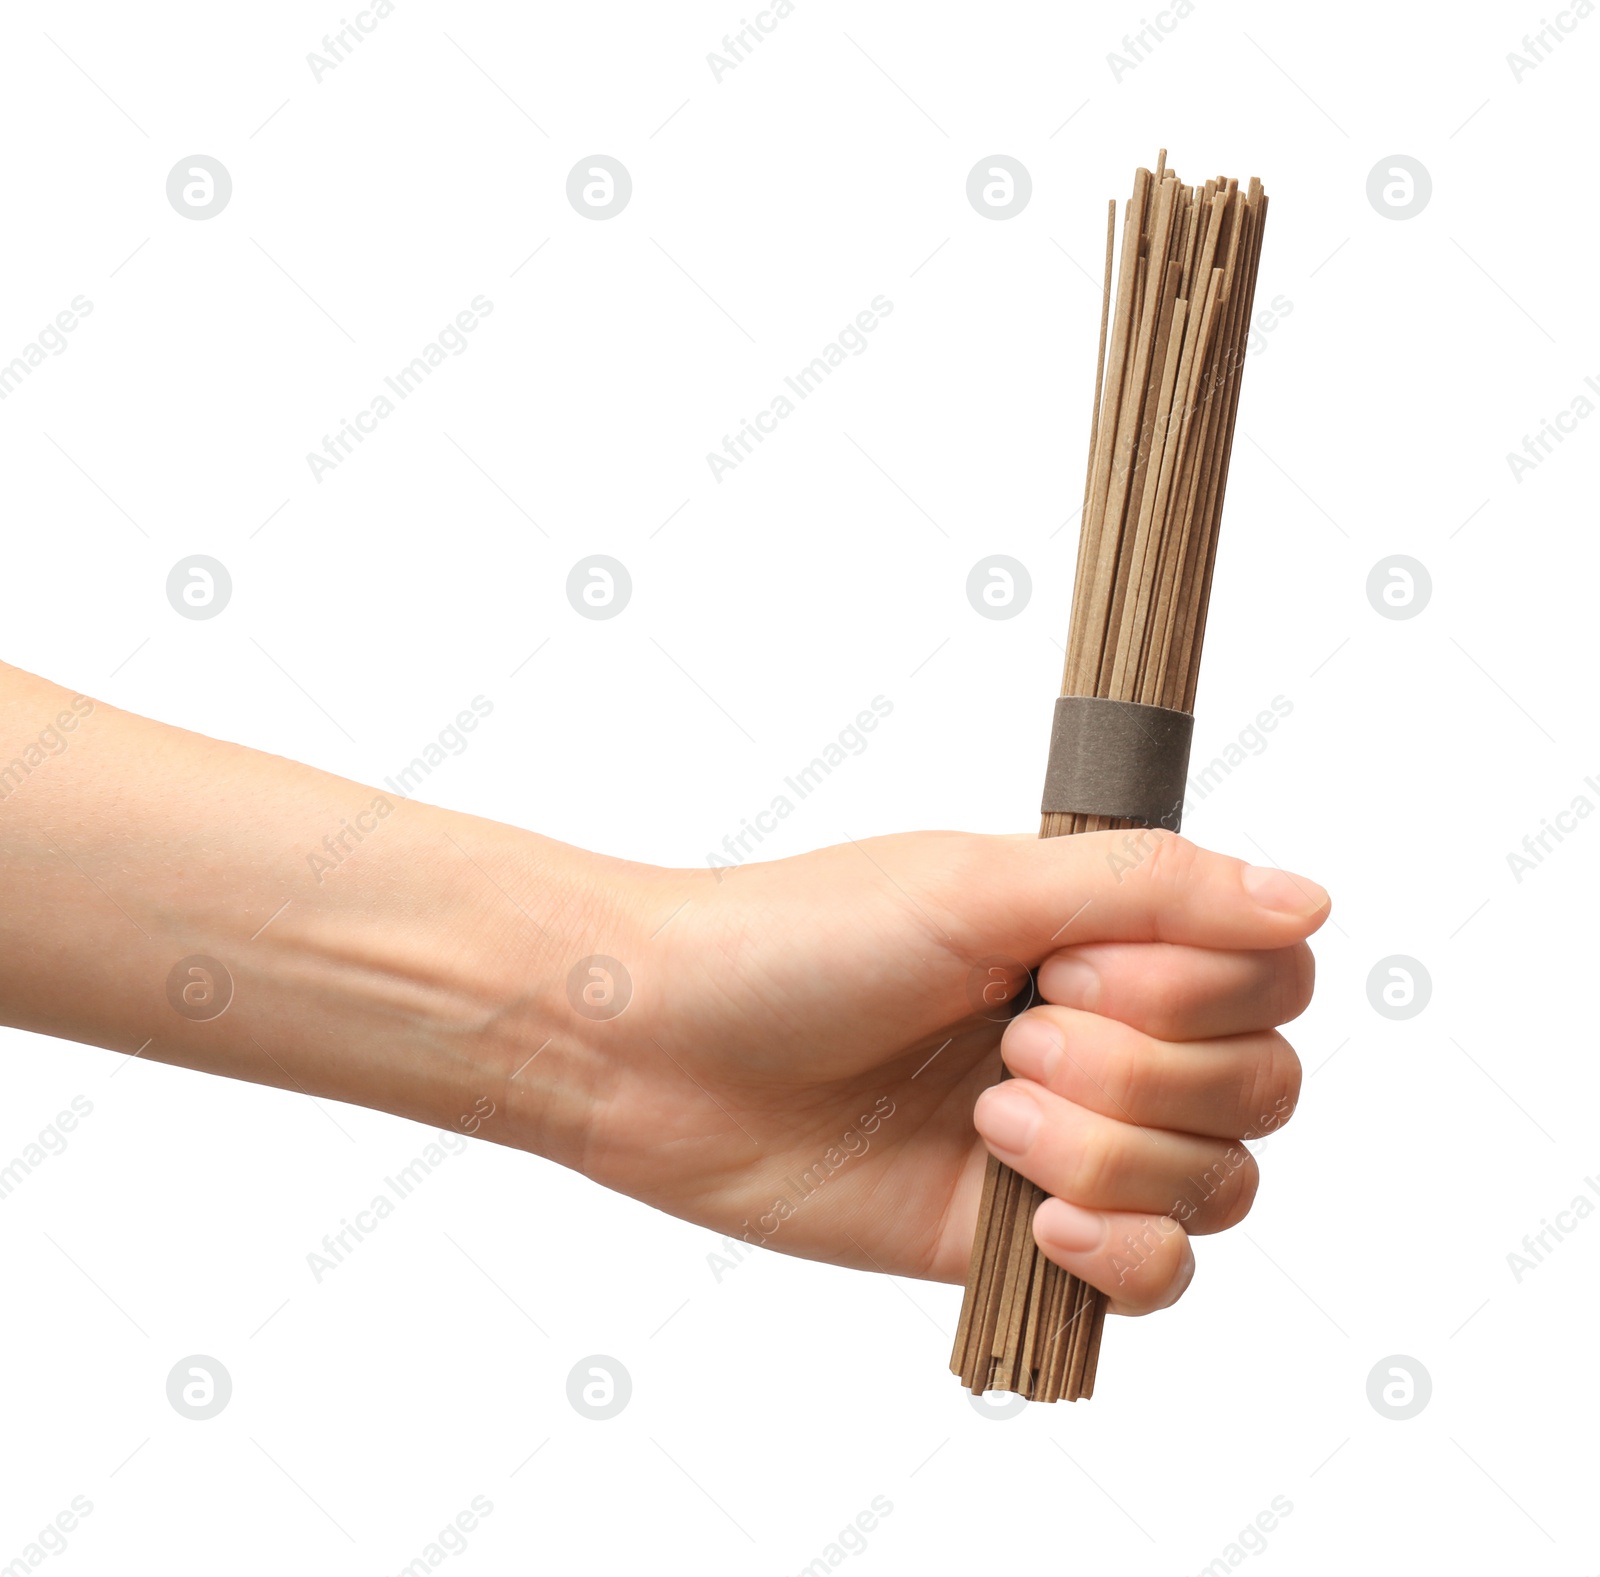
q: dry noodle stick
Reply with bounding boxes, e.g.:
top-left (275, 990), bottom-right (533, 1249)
top-left (1072, 201), bottom-right (1118, 590)
top-left (996, 1177), bottom-right (1043, 1386)
top-left (1037, 1256), bottom-right (1065, 1388)
top-left (1181, 188), bottom-right (1267, 711)
top-left (1146, 194), bottom-right (1245, 701)
top-left (1153, 254), bottom-right (1246, 695)
top-left (1019, 1237), bottom-right (1049, 1391)
top-left (1108, 296), bottom-right (1190, 694)
top-left (1067, 195), bottom-right (1141, 676)
top-left (1105, 250), bottom-right (1184, 673)
top-left (957, 1161), bottom-right (999, 1386)
top-left (950, 1151), bottom-right (1003, 1381)
top-left (1136, 265), bottom-right (1227, 698)
top-left (965, 1163), bottom-right (1016, 1386)
top-left (1068, 171), bottom-right (1152, 694)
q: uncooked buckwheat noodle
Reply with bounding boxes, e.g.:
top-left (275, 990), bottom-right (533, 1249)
top-left (951, 151), bottom-right (1268, 1403)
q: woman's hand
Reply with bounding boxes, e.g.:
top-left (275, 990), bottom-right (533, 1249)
top-left (521, 829), bottom-right (1327, 1317)
top-left (0, 661), bottom-right (1326, 1321)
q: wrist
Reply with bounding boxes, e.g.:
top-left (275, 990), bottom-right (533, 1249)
top-left (162, 797), bottom-right (661, 1167)
top-left (182, 796), bottom-right (661, 1164)
top-left (420, 812), bottom-right (676, 1173)
top-left (145, 795), bottom-right (568, 1142)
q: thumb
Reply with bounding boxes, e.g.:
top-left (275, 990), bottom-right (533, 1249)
top-left (970, 828), bottom-right (1329, 958)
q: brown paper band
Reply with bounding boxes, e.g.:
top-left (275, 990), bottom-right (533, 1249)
top-left (1040, 696), bottom-right (1193, 830)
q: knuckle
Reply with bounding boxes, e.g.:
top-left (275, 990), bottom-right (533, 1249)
top-left (1112, 1219), bottom-right (1191, 1313)
top-left (1068, 1125), bottom-right (1124, 1207)
top-left (1134, 964), bottom-right (1192, 1037)
top-left (1181, 1142), bottom-right (1257, 1230)
top-left (1274, 1038), bottom-right (1304, 1129)
top-left (1215, 1150), bottom-right (1261, 1228)
top-left (1103, 1037), bottom-right (1151, 1119)
top-left (1269, 942), bottom-right (1317, 1024)
top-left (1243, 1032), bottom-right (1300, 1135)
top-left (1160, 1245), bottom-right (1197, 1309)
top-left (1063, 1014), bottom-right (1145, 1113)
top-left (1139, 831), bottom-right (1200, 894)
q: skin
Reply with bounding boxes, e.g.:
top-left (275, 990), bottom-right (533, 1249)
top-left (0, 660), bottom-right (1328, 1319)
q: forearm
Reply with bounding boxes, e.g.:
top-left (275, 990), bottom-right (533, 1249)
top-left (0, 661), bottom-right (630, 1163)
top-left (0, 659), bottom-right (1328, 1302)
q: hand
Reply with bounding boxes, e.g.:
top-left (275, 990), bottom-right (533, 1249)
top-left (0, 661), bottom-right (1326, 1322)
top-left (527, 829), bottom-right (1328, 1317)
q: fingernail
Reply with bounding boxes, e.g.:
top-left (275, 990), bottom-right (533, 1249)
top-left (973, 1083), bottom-right (1040, 1156)
top-left (1034, 1197), bottom-right (1106, 1254)
top-left (1041, 955), bottom-right (1099, 1009)
top-left (1242, 863), bottom-right (1328, 915)
top-left (1002, 1016), bottom-right (1062, 1084)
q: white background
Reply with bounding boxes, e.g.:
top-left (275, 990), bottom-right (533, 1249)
top-left (2, 0), bottom-right (1596, 1572)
